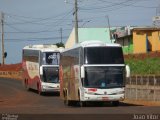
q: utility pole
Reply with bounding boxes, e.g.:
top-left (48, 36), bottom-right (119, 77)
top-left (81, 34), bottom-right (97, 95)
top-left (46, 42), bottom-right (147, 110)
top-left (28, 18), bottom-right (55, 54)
top-left (74, 0), bottom-right (79, 44)
top-left (106, 15), bottom-right (112, 43)
top-left (0, 12), bottom-right (5, 65)
top-left (60, 28), bottom-right (62, 43)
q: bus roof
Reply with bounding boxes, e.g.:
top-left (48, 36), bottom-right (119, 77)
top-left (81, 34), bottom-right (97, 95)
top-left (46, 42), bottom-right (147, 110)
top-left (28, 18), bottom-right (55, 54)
top-left (64, 40), bottom-right (121, 51)
top-left (23, 44), bottom-right (64, 52)
top-left (77, 40), bottom-right (121, 48)
top-left (62, 40), bottom-right (121, 53)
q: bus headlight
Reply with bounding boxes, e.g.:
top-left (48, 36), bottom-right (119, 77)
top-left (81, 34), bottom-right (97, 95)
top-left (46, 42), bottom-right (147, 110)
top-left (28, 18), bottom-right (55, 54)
top-left (42, 85), bottom-right (47, 89)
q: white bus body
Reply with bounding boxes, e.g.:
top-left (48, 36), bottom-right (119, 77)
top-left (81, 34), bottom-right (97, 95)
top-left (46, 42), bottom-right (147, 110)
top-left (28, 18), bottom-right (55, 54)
top-left (60, 41), bottom-right (128, 106)
top-left (22, 44), bottom-right (64, 94)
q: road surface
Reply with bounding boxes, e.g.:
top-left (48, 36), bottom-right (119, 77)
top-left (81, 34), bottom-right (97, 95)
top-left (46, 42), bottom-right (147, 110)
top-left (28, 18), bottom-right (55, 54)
top-left (0, 78), bottom-right (159, 120)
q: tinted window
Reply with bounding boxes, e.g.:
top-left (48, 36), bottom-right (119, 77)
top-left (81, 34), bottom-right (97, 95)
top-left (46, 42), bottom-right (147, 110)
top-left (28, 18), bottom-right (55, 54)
top-left (61, 48), bottom-right (80, 66)
top-left (84, 66), bottom-right (125, 88)
top-left (84, 47), bottom-right (124, 64)
top-left (23, 50), bottom-right (39, 62)
top-left (42, 67), bottom-right (59, 83)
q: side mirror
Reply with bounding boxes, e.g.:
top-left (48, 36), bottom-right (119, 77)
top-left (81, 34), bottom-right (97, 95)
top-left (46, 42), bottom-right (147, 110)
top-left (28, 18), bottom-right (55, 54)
top-left (40, 66), bottom-right (43, 75)
top-left (81, 65), bottom-right (85, 78)
top-left (125, 65), bottom-right (130, 78)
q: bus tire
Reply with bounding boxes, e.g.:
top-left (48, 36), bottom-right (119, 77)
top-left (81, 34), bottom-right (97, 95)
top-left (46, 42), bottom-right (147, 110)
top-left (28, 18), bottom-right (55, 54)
top-left (111, 101), bottom-right (119, 106)
top-left (64, 90), bottom-right (72, 106)
top-left (79, 101), bottom-right (86, 107)
top-left (78, 91), bottom-right (86, 107)
top-left (64, 95), bottom-right (71, 106)
top-left (37, 83), bottom-right (43, 95)
top-left (63, 90), bottom-right (67, 105)
top-left (64, 95), bottom-right (67, 105)
top-left (24, 79), bottom-right (29, 91)
top-left (63, 90), bottom-right (68, 105)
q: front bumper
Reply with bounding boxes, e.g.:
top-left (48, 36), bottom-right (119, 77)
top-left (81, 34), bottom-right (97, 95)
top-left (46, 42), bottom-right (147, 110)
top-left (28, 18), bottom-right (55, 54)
top-left (82, 93), bottom-right (124, 102)
top-left (41, 88), bottom-right (60, 92)
top-left (41, 84), bottom-right (60, 92)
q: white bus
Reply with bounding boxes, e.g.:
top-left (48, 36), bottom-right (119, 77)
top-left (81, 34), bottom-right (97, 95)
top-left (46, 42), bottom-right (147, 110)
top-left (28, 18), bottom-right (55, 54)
top-left (22, 44), bottom-right (64, 95)
top-left (59, 41), bottom-right (130, 106)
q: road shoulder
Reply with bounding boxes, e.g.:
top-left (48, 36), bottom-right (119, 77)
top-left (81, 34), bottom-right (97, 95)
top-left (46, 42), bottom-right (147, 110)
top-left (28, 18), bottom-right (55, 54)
top-left (123, 99), bottom-right (160, 106)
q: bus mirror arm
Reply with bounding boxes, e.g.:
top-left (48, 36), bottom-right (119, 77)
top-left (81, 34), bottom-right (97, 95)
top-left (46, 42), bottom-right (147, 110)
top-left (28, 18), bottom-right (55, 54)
top-left (81, 66), bottom-right (85, 78)
top-left (40, 66), bottom-right (43, 75)
top-left (125, 65), bottom-right (130, 78)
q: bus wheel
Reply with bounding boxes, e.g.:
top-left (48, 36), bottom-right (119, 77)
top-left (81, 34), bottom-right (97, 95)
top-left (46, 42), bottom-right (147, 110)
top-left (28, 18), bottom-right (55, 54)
top-left (64, 99), bottom-right (70, 106)
top-left (78, 91), bottom-right (86, 107)
top-left (64, 92), bottom-right (72, 106)
top-left (79, 101), bottom-right (86, 107)
top-left (64, 95), bottom-right (67, 105)
top-left (24, 79), bottom-right (29, 91)
top-left (37, 84), bottom-right (42, 95)
top-left (111, 101), bottom-right (119, 106)
top-left (64, 95), bottom-right (70, 106)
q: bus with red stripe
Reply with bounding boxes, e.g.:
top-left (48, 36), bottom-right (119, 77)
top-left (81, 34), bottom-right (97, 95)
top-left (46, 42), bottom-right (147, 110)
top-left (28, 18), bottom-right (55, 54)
top-left (59, 41), bottom-right (130, 106)
top-left (22, 44), bottom-right (64, 95)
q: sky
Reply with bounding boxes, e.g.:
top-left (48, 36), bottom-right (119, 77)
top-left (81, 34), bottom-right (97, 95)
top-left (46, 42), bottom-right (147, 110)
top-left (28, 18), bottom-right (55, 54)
top-left (0, 0), bottom-right (159, 64)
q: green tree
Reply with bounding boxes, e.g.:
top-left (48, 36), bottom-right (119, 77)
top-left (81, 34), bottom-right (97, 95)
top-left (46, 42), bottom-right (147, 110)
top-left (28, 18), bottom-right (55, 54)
top-left (56, 42), bottom-right (65, 48)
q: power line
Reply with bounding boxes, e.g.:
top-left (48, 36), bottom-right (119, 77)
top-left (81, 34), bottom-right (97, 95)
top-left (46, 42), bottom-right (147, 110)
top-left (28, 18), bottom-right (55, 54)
top-left (80, 0), bottom-right (135, 10)
top-left (5, 23), bottom-right (25, 32)
top-left (37, 8), bottom-right (74, 33)
top-left (5, 9), bottom-right (74, 24)
top-left (1, 28), bottom-right (72, 34)
top-left (5, 36), bottom-right (68, 42)
top-left (5, 18), bottom-right (72, 26)
top-left (98, 0), bottom-right (157, 9)
top-left (3, 9), bottom-right (74, 36)
top-left (80, 0), bottom-right (156, 12)
top-left (78, 0), bottom-right (157, 21)
top-left (4, 23), bottom-right (72, 33)
top-left (4, 9), bottom-right (74, 34)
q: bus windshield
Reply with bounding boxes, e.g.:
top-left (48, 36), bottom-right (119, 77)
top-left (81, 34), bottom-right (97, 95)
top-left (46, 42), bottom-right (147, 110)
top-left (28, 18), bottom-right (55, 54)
top-left (42, 67), bottom-right (59, 83)
top-left (42, 52), bottom-right (60, 65)
top-left (83, 66), bottom-right (124, 88)
top-left (84, 47), bottom-right (124, 64)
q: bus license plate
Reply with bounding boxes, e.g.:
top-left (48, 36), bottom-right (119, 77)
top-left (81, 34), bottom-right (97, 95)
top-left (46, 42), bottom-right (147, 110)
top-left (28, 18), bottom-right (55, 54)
top-left (102, 97), bottom-right (108, 100)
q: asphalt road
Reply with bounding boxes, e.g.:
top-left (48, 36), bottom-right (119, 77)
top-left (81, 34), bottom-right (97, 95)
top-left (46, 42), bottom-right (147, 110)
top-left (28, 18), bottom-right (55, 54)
top-left (0, 78), bottom-right (160, 120)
